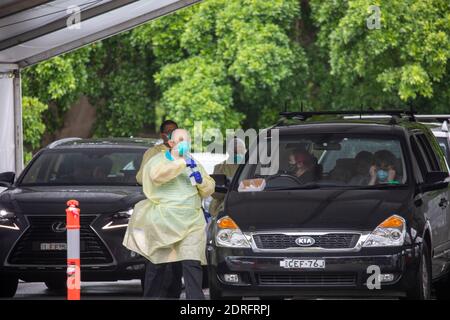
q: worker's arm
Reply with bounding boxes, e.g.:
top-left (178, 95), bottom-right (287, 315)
top-left (196, 163), bottom-right (216, 199)
top-left (136, 148), bottom-right (155, 185)
top-left (148, 157), bottom-right (186, 186)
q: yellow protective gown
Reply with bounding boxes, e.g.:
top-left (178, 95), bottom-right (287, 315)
top-left (136, 144), bottom-right (168, 185)
top-left (123, 151), bottom-right (215, 265)
top-left (209, 162), bottom-right (239, 216)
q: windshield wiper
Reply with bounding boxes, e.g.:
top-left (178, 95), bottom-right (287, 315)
top-left (266, 183), bottom-right (406, 191)
top-left (265, 183), bottom-right (338, 191)
top-left (351, 183), bottom-right (406, 189)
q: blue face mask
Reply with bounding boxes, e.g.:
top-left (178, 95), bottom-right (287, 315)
top-left (177, 141), bottom-right (190, 157)
top-left (234, 154), bottom-right (244, 164)
top-left (377, 169), bottom-right (389, 181)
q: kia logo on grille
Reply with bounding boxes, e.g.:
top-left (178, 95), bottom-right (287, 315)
top-left (52, 221), bottom-right (66, 233)
top-left (295, 236), bottom-right (315, 247)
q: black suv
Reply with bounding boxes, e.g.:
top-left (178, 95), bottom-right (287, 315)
top-left (0, 138), bottom-right (155, 297)
top-left (208, 111), bottom-right (450, 300)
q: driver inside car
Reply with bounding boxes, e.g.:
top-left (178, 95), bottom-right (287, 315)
top-left (288, 148), bottom-right (318, 184)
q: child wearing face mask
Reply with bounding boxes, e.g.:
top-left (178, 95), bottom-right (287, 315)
top-left (368, 150), bottom-right (398, 185)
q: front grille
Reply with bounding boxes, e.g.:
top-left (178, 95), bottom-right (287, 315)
top-left (253, 233), bottom-right (359, 249)
top-left (257, 273), bottom-right (357, 286)
top-left (8, 215), bottom-right (113, 265)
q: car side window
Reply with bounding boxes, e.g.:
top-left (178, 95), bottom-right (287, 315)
top-left (410, 136), bottom-right (427, 182)
top-left (416, 134), bottom-right (441, 171)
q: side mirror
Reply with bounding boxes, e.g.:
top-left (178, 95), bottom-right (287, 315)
top-left (425, 171), bottom-right (449, 185)
top-left (0, 172), bottom-right (15, 187)
top-left (420, 171), bottom-right (450, 192)
top-left (210, 174), bottom-right (229, 193)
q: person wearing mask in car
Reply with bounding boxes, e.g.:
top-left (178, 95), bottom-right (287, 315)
top-left (135, 119), bottom-right (181, 299)
top-left (209, 137), bottom-right (246, 216)
top-left (369, 150), bottom-right (398, 185)
top-left (123, 129), bottom-right (215, 299)
top-left (290, 148), bottom-right (318, 184)
top-left (136, 120), bottom-right (178, 185)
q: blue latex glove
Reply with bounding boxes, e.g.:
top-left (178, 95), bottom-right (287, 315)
top-left (202, 208), bottom-right (212, 223)
top-left (185, 157), bottom-right (197, 169)
top-left (190, 171), bottom-right (203, 184)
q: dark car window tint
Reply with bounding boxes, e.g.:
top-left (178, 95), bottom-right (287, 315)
top-left (416, 134), bottom-right (440, 171)
top-left (20, 149), bottom-right (145, 186)
top-left (437, 137), bottom-right (450, 163)
top-left (410, 136), bottom-right (427, 181)
top-left (238, 134), bottom-right (408, 189)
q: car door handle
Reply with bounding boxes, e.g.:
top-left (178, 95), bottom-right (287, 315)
top-left (439, 198), bottom-right (449, 208)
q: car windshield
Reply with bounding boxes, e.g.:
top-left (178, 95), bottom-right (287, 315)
top-left (20, 148), bottom-right (145, 186)
top-left (237, 134), bottom-right (408, 191)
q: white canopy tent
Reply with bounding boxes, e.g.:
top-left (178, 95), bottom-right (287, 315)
top-left (0, 0), bottom-right (200, 174)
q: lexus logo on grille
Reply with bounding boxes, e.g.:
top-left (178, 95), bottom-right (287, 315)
top-left (52, 221), bottom-right (66, 233)
top-left (295, 236), bottom-right (315, 247)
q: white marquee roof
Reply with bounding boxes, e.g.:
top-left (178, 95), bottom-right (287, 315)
top-left (0, 0), bottom-right (200, 68)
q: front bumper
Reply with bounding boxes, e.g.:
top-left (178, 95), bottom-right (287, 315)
top-left (207, 245), bottom-right (421, 298)
top-left (0, 215), bottom-right (146, 282)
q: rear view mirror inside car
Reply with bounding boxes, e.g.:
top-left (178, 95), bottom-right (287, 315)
top-left (238, 178), bottom-right (266, 192)
top-left (313, 142), bottom-right (341, 150)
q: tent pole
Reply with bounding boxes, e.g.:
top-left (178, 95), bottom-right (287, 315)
top-left (13, 69), bottom-right (23, 173)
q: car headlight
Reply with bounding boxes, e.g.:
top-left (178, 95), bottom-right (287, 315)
top-left (102, 208), bottom-right (133, 230)
top-left (0, 209), bottom-right (19, 230)
top-left (363, 215), bottom-right (406, 247)
top-left (215, 216), bottom-right (251, 248)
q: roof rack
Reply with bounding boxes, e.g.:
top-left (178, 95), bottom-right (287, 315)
top-left (278, 110), bottom-right (415, 123)
top-left (47, 137), bottom-right (82, 149)
top-left (413, 115), bottom-right (450, 122)
top-left (415, 115), bottom-right (450, 133)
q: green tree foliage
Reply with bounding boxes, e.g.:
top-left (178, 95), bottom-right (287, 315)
top-left (138, 0), bottom-right (309, 130)
top-left (21, 48), bottom-right (91, 161)
top-left (310, 0), bottom-right (450, 111)
top-left (22, 97), bottom-right (47, 163)
top-left (21, 0), bottom-right (450, 157)
top-left (87, 34), bottom-right (159, 137)
top-left (22, 48), bottom-right (92, 133)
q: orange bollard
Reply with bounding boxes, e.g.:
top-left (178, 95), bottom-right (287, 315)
top-left (66, 200), bottom-right (80, 300)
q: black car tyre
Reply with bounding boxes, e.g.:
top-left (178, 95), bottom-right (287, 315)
top-left (0, 277), bottom-right (18, 297)
top-left (434, 275), bottom-right (450, 300)
top-left (259, 296), bottom-right (284, 300)
top-left (208, 269), bottom-right (224, 300)
top-left (45, 279), bottom-right (67, 292)
top-left (405, 242), bottom-right (431, 300)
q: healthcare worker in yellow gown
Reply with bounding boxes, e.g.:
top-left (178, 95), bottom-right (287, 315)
top-left (136, 120), bottom-right (178, 185)
top-left (123, 129), bottom-right (215, 299)
top-left (136, 119), bottom-right (183, 298)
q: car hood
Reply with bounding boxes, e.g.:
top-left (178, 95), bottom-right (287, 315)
top-left (0, 185), bottom-right (144, 214)
top-left (225, 188), bottom-right (412, 232)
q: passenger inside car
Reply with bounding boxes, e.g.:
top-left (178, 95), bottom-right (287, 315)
top-left (368, 150), bottom-right (398, 185)
top-left (92, 157), bottom-right (113, 181)
top-left (348, 151), bottom-right (373, 185)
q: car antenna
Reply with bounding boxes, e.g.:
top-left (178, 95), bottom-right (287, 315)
top-left (409, 102), bottom-right (416, 122)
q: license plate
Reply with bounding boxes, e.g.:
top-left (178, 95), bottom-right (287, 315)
top-left (40, 243), bottom-right (67, 251)
top-left (280, 259), bottom-right (325, 269)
